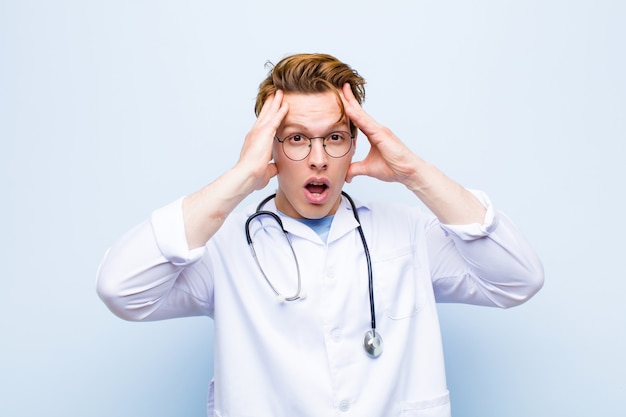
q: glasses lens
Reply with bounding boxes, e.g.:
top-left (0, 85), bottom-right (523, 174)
top-left (282, 134), bottom-right (311, 161)
top-left (323, 131), bottom-right (352, 158)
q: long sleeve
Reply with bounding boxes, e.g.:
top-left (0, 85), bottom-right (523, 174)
top-left (427, 190), bottom-right (544, 307)
top-left (96, 198), bottom-right (213, 321)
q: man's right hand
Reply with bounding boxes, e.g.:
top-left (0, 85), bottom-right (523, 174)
top-left (236, 90), bottom-right (289, 193)
top-left (182, 90), bottom-right (288, 249)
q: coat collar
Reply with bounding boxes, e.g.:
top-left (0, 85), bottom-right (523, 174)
top-left (254, 193), bottom-right (371, 244)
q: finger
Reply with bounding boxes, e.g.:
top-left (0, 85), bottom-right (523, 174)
top-left (339, 83), bottom-right (360, 117)
top-left (340, 84), bottom-right (379, 137)
top-left (341, 82), bottom-right (356, 101)
top-left (257, 90), bottom-right (286, 123)
top-left (264, 91), bottom-right (289, 132)
top-left (270, 91), bottom-right (289, 129)
top-left (257, 90), bottom-right (279, 119)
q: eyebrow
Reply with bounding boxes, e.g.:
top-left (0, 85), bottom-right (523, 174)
top-left (281, 122), bottom-right (348, 133)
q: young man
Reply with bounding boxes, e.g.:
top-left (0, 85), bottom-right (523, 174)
top-left (97, 53), bottom-right (543, 417)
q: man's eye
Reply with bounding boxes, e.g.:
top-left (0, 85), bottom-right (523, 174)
top-left (289, 134), bottom-right (305, 144)
top-left (328, 133), bottom-right (347, 142)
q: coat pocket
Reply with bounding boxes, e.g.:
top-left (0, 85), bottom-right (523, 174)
top-left (400, 391), bottom-right (451, 417)
top-left (372, 245), bottom-right (425, 319)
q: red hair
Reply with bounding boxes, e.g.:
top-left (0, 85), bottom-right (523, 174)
top-left (255, 53), bottom-right (366, 135)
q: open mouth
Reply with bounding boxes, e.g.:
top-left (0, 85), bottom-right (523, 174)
top-left (306, 181), bottom-right (328, 196)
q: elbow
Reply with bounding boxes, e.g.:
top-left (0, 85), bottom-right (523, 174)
top-left (500, 261), bottom-right (545, 308)
top-left (96, 259), bottom-right (149, 322)
top-left (96, 273), bottom-right (139, 322)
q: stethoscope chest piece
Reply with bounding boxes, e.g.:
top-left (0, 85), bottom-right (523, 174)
top-left (363, 330), bottom-right (383, 358)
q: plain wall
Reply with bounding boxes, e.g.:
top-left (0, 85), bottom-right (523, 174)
top-left (1, 1), bottom-right (624, 416)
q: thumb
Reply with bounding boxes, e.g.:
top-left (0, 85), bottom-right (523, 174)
top-left (346, 161), bottom-right (367, 183)
top-left (255, 162), bottom-right (278, 191)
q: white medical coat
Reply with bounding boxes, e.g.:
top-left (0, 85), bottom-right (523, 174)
top-left (97, 191), bottom-right (543, 417)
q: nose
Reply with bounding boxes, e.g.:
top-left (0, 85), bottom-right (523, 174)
top-left (307, 138), bottom-right (328, 169)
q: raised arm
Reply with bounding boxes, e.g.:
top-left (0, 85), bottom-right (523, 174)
top-left (341, 84), bottom-right (543, 306)
top-left (97, 92), bottom-right (288, 320)
top-left (183, 91), bottom-right (288, 248)
top-left (341, 84), bottom-right (486, 225)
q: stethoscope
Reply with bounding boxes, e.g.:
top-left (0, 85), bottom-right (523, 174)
top-left (244, 191), bottom-right (383, 358)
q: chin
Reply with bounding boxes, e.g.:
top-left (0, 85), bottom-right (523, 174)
top-left (301, 199), bottom-right (341, 219)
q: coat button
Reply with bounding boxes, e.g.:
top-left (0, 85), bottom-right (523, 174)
top-left (330, 328), bottom-right (342, 342)
top-left (338, 399), bottom-right (350, 412)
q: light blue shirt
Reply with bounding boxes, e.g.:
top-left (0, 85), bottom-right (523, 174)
top-left (292, 215), bottom-right (334, 243)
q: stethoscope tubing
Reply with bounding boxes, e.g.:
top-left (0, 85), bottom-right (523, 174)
top-left (245, 208), bottom-right (303, 301)
top-left (245, 191), bottom-right (382, 357)
top-left (341, 192), bottom-right (377, 338)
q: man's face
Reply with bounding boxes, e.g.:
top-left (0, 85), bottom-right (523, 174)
top-left (273, 91), bottom-right (355, 219)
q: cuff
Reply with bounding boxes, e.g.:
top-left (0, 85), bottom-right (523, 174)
top-left (439, 189), bottom-right (499, 241)
top-left (150, 197), bottom-right (206, 266)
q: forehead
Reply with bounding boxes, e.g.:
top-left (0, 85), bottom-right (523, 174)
top-left (280, 92), bottom-right (346, 132)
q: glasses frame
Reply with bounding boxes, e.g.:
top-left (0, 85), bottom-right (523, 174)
top-left (274, 131), bottom-right (355, 161)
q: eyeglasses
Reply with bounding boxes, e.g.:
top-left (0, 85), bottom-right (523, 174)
top-left (274, 131), bottom-right (355, 161)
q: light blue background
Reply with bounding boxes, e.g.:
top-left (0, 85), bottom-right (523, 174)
top-left (1, 1), bottom-right (624, 416)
